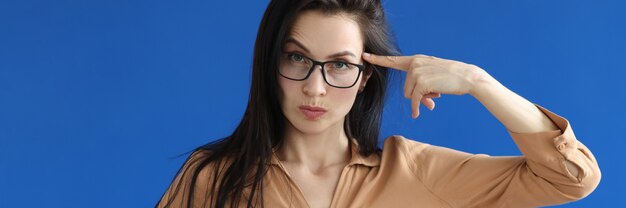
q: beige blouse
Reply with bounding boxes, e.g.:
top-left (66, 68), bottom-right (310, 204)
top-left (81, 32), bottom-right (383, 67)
top-left (158, 105), bottom-right (601, 207)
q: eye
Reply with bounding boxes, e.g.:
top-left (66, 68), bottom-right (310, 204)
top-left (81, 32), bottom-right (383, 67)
top-left (288, 53), bottom-right (305, 62)
top-left (332, 62), bottom-right (349, 69)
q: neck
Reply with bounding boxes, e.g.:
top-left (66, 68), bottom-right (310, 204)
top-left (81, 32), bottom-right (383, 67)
top-left (277, 121), bottom-right (351, 172)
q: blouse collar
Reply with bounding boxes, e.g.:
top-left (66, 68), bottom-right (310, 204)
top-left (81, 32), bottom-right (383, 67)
top-left (270, 138), bottom-right (381, 167)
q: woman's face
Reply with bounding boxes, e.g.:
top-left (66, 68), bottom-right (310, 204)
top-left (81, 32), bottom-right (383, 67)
top-left (278, 11), bottom-right (368, 135)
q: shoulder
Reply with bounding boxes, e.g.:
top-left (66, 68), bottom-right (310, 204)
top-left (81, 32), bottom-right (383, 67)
top-left (182, 149), bottom-right (235, 183)
top-left (382, 135), bottom-right (482, 161)
top-left (381, 135), bottom-right (432, 155)
top-left (378, 135), bottom-right (433, 169)
top-left (372, 135), bottom-right (440, 182)
top-left (157, 149), bottom-right (232, 207)
top-left (176, 149), bottom-right (217, 177)
top-left (171, 149), bottom-right (223, 190)
top-left (380, 135), bottom-right (474, 171)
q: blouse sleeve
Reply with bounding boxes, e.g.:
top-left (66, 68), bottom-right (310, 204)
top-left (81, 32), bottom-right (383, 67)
top-left (405, 104), bottom-right (601, 207)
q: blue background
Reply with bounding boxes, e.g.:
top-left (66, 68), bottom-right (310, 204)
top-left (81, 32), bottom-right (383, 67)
top-left (1, 0), bottom-right (624, 207)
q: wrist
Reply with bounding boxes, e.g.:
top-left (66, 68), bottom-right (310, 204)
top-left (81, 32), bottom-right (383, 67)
top-left (468, 67), bottom-right (500, 98)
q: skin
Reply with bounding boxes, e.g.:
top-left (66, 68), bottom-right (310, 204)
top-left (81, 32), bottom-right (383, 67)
top-left (276, 11), bottom-right (362, 208)
top-left (275, 10), bottom-right (579, 208)
top-left (360, 53), bottom-right (578, 178)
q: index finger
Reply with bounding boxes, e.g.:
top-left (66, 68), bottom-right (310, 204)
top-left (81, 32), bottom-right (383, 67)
top-left (362, 52), bottom-right (413, 71)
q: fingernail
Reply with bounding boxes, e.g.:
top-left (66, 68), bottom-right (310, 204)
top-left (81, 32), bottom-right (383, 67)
top-left (363, 52), bottom-right (371, 57)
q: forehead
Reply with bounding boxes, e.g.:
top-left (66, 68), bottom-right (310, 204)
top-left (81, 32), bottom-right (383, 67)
top-left (286, 11), bottom-right (363, 58)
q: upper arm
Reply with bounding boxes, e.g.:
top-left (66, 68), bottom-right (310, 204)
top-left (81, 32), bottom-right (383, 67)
top-left (400, 118), bottom-right (600, 207)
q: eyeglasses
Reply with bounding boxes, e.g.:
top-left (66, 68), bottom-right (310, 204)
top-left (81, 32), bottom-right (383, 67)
top-left (278, 52), bottom-right (366, 88)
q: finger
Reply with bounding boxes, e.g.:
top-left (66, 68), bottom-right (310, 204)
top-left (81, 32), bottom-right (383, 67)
top-left (403, 72), bottom-right (416, 99)
top-left (421, 97), bottom-right (435, 111)
top-left (411, 89), bottom-right (423, 119)
top-left (407, 83), bottom-right (442, 100)
top-left (362, 52), bottom-right (414, 71)
top-left (423, 93), bottom-right (441, 99)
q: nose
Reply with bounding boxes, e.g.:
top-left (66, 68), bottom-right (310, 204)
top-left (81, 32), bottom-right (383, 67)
top-left (302, 66), bottom-right (327, 96)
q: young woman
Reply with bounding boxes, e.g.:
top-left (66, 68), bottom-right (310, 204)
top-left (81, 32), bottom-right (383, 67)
top-left (157, 0), bottom-right (601, 207)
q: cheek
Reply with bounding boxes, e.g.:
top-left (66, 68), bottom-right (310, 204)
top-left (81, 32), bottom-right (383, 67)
top-left (277, 76), bottom-right (296, 105)
top-left (336, 76), bottom-right (363, 103)
top-left (328, 86), bottom-right (360, 113)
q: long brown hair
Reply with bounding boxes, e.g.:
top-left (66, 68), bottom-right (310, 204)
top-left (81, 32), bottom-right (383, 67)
top-left (157, 0), bottom-right (400, 207)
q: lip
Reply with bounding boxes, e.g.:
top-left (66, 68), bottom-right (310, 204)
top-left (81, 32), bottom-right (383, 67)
top-left (298, 105), bottom-right (327, 120)
top-left (298, 105), bottom-right (327, 112)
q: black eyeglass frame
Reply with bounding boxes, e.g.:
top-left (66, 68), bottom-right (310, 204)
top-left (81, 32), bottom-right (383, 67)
top-left (278, 52), bottom-right (368, 88)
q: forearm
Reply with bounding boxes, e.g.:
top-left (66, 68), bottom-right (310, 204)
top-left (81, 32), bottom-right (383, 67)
top-left (468, 69), bottom-right (581, 177)
top-left (468, 69), bottom-right (559, 133)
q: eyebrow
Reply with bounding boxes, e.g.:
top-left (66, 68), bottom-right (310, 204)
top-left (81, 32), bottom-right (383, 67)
top-left (284, 37), bottom-right (357, 59)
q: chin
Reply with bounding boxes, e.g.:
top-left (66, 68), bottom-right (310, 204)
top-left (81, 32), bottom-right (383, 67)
top-left (287, 116), bottom-right (328, 134)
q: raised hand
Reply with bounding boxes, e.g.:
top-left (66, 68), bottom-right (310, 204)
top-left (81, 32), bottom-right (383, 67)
top-left (363, 53), bottom-right (488, 119)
